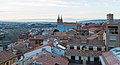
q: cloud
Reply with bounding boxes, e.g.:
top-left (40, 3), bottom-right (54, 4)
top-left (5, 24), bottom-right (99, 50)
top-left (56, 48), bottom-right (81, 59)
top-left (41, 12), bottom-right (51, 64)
top-left (0, 0), bottom-right (120, 20)
top-left (0, 11), bottom-right (14, 12)
top-left (0, 0), bottom-right (89, 7)
top-left (12, 0), bottom-right (67, 6)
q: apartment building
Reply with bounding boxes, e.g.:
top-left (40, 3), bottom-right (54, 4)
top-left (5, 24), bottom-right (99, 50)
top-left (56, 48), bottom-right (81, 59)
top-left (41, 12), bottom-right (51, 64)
top-left (65, 31), bottom-right (106, 65)
top-left (106, 13), bottom-right (120, 50)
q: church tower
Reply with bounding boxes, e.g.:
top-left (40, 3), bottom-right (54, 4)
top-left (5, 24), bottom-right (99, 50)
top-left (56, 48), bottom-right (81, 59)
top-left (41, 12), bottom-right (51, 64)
top-left (57, 14), bottom-right (63, 24)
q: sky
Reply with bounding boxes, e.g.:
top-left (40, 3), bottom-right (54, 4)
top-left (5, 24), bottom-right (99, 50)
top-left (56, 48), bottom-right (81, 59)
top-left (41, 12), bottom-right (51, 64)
top-left (0, 0), bottom-right (120, 21)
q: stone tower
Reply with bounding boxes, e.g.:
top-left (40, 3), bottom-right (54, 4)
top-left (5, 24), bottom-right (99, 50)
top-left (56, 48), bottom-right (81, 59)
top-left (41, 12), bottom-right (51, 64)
top-left (107, 13), bottom-right (114, 24)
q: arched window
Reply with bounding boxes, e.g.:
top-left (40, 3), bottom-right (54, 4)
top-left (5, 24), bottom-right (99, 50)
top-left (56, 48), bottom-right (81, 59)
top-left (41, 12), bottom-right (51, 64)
top-left (6, 62), bottom-right (9, 65)
top-left (82, 46), bottom-right (87, 50)
top-left (55, 63), bottom-right (59, 65)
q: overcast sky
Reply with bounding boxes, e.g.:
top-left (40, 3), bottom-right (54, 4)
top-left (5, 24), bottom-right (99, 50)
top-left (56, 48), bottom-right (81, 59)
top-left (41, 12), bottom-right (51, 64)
top-left (0, 0), bottom-right (120, 21)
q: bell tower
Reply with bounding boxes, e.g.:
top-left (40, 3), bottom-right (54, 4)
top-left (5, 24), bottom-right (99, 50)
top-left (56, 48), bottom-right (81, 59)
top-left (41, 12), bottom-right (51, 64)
top-left (107, 13), bottom-right (113, 24)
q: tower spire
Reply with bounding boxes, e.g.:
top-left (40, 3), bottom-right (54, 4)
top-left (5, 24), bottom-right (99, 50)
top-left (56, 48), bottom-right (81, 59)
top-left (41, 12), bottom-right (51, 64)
top-left (60, 14), bottom-right (63, 24)
top-left (58, 14), bottom-right (60, 20)
top-left (61, 15), bottom-right (62, 20)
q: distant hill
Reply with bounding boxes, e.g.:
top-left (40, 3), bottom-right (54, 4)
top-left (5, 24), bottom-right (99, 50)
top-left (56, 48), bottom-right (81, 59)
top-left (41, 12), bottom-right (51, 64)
top-left (78, 19), bottom-right (120, 23)
top-left (0, 19), bottom-right (120, 25)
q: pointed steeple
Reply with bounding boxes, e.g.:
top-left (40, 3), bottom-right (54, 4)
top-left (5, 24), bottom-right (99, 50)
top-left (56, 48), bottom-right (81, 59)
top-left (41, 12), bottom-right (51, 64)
top-left (60, 14), bottom-right (63, 24)
top-left (57, 14), bottom-right (60, 24)
top-left (61, 15), bottom-right (63, 20)
top-left (58, 14), bottom-right (60, 20)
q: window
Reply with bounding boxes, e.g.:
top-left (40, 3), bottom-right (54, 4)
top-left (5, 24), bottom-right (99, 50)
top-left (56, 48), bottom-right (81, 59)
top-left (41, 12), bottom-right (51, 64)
top-left (79, 56), bottom-right (81, 60)
top-left (108, 26), bottom-right (118, 34)
top-left (97, 47), bottom-right (101, 51)
top-left (0, 45), bottom-right (2, 47)
top-left (55, 63), bottom-right (59, 65)
top-left (6, 62), bottom-right (9, 65)
top-left (109, 47), bottom-right (114, 50)
top-left (70, 46), bottom-right (74, 49)
top-left (94, 57), bottom-right (99, 61)
top-left (89, 46), bottom-right (93, 50)
top-left (80, 60), bottom-right (83, 64)
top-left (88, 57), bottom-right (90, 61)
top-left (86, 57), bottom-right (91, 64)
top-left (52, 55), bottom-right (55, 58)
top-left (110, 36), bottom-right (117, 42)
top-left (82, 46), bottom-right (86, 50)
top-left (35, 41), bottom-right (37, 44)
top-left (71, 56), bottom-right (75, 60)
top-left (77, 46), bottom-right (80, 50)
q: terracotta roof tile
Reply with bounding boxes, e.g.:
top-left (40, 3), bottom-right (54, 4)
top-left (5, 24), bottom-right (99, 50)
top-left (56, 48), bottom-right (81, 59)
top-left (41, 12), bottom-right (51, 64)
top-left (66, 29), bottom-right (77, 34)
top-left (66, 49), bottom-right (104, 57)
top-left (54, 32), bottom-right (66, 36)
top-left (64, 23), bottom-right (76, 26)
top-left (0, 50), bottom-right (16, 64)
top-left (101, 22), bottom-right (107, 26)
top-left (87, 34), bottom-right (98, 40)
top-left (96, 30), bottom-right (105, 35)
top-left (34, 41), bottom-right (53, 50)
top-left (30, 50), bottom-right (69, 65)
top-left (68, 38), bottom-right (105, 47)
top-left (102, 52), bottom-right (120, 65)
top-left (89, 27), bottom-right (99, 31)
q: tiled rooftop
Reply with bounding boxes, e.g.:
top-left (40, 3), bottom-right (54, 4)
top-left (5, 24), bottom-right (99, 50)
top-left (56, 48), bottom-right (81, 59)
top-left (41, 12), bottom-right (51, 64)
top-left (32, 50), bottom-right (68, 65)
top-left (64, 23), bottom-right (76, 26)
top-left (24, 50), bottom-right (69, 65)
top-left (34, 41), bottom-right (53, 50)
top-left (89, 27), bottom-right (100, 31)
top-left (0, 50), bottom-right (16, 64)
top-left (66, 49), bottom-right (104, 57)
top-left (67, 38), bottom-right (105, 47)
top-left (96, 30), bottom-right (105, 35)
top-left (102, 51), bottom-right (120, 65)
top-left (54, 32), bottom-right (66, 36)
top-left (87, 34), bottom-right (98, 40)
top-left (65, 29), bottom-right (77, 35)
